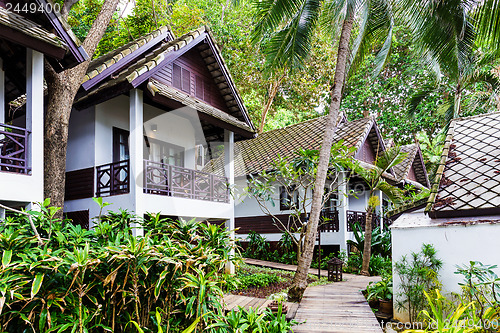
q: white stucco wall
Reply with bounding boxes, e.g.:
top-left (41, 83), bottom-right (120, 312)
top-left (67, 106), bottom-right (96, 171)
top-left (391, 209), bottom-right (500, 322)
top-left (64, 94), bottom-right (233, 223)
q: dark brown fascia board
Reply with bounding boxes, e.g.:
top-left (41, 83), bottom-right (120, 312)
top-left (429, 207), bottom-right (500, 219)
top-left (0, 24), bottom-right (66, 59)
top-left (148, 90), bottom-right (254, 138)
top-left (204, 33), bottom-right (255, 132)
top-left (73, 80), bottom-right (131, 110)
top-left (37, 0), bottom-right (88, 63)
top-left (414, 145), bottom-right (431, 188)
top-left (130, 32), bottom-right (208, 88)
top-left (82, 30), bottom-right (173, 91)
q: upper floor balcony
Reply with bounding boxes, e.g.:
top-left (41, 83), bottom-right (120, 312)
top-left (0, 123), bottom-right (30, 174)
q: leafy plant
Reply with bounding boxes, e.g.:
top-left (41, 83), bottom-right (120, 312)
top-left (395, 243), bottom-right (443, 322)
top-left (366, 274), bottom-right (393, 301)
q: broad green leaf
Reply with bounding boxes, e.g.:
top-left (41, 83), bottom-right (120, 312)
top-left (31, 273), bottom-right (44, 298)
top-left (2, 250), bottom-right (12, 268)
top-left (182, 317), bottom-right (201, 333)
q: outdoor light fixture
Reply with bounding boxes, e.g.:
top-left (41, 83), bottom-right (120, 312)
top-left (151, 124), bottom-right (157, 132)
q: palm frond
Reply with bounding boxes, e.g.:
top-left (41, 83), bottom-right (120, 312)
top-left (472, 0), bottom-right (500, 48)
top-left (406, 84), bottom-right (438, 118)
top-left (375, 146), bottom-right (407, 173)
top-left (252, 0), bottom-right (304, 43)
top-left (261, 0), bottom-right (321, 71)
top-left (377, 180), bottom-right (405, 206)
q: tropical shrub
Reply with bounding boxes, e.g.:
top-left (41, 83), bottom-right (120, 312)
top-left (395, 243), bottom-right (443, 323)
top-left (236, 273), bottom-right (286, 290)
top-left (366, 274), bottom-right (393, 302)
top-left (0, 200), bottom-right (242, 332)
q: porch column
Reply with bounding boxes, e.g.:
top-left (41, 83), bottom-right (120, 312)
top-left (130, 89), bottom-right (144, 237)
top-left (338, 170), bottom-right (349, 253)
top-left (26, 49), bottom-right (44, 199)
top-left (0, 58), bottom-right (4, 124)
top-left (224, 129), bottom-right (235, 274)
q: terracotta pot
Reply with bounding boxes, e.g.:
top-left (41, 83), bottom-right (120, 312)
top-left (268, 301), bottom-right (288, 313)
top-left (368, 299), bottom-right (379, 309)
top-left (379, 299), bottom-right (393, 315)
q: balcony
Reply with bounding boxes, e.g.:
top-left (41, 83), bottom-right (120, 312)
top-left (0, 123), bottom-right (30, 174)
top-left (346, 210), bottom-right (392, 231)
top-left (96, 160), bottom-right (130, 197)
top-left (144, 160), bottom-right (229, 203)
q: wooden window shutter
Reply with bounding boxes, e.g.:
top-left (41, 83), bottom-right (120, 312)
top-left (195, 75), bottom-right (204, 99)
top-left (181, 68), bottom-right (190, 93)
top-left (203, 80), bottom-right (211, 104)
top-left (173, 64), bottom-right (182, 90)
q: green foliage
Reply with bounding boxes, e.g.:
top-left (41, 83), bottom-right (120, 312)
top-left (344, 251), bottom-right (392, 276)
top-left (0, 206), bottom-right (244, 332)
top-left (366, 274), bottom-right (393, 301)
top-left (346, 222), bottom-right (392, 258)
top-left (395, 243), bottom-right (443, 323)
top-left (235, 273), bottom-right (286, 290)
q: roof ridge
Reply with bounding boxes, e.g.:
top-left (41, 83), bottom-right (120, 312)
top-left (453, 111), bottom-right (500, 124)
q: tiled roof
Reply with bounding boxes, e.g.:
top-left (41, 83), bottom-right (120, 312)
top-left (0, 6), bottom-right (67, 50)
top-left (392, 144), bottom-right (429, 187)
top-left (204, 116), bottom-right (376, 178)
top-left (426, 112), bottom-right (500, 217)
top-left (147, 79), bottom-right (253, 132)
top-left (84, 26), bottom-right (172, 83)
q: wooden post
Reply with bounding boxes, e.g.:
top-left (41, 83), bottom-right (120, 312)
top-left (224, 129), bottom-right (235, 274)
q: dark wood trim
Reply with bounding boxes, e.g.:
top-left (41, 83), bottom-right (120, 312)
top-left (130, 32), bottom-right (208, 88)
top-left (82, 30), bottom-right (172, 91)
top-left (65, 167), bottom-right (94, 200)
top-left (428, 207), bottom-right (500, 219)
top-left (0, 25), bottom-right (66, 59)
top-left (65, 210), bottom-right (90, 230)
top-left (73, 80), bottom-right (131, 110)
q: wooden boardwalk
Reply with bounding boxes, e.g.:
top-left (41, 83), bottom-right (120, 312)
top-left (243, 258), bottom-right (382, 332)
top-left (222, 294), bottom-right (299, 320)
top-left (244, 258), bottom-right (328, 277)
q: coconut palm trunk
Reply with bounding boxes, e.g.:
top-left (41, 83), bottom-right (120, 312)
top-left (288, 12), bottom-right (355, 302)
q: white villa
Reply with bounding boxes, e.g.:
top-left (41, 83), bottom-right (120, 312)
top-left (0, 2), bottom-right (87, 217)
top-left (391, 112), bottom-right (500, 322)
top-left (62, 26), bottom-right (255, 233)
top-left (204, 115), bottom-right (430, 252)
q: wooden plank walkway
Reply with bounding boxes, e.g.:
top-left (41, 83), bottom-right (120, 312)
top-left (222, 294), bottom-right (299, 320)
top-left (244, 258), bottom-right (329, 277)
top-left (243, 258), bottom-right (383, 332)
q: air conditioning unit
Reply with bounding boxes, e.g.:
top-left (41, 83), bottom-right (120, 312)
top-left (195, 144), bottom-right (205, 170)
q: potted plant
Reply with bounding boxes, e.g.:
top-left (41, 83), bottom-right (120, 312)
top-left (366, 275), bottom-right (393, 315)
top-left (267, 292), bottom-right (288, 313)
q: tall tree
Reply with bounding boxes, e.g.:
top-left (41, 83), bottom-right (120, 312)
top-left (352, 147), bottom-right (405, 275)
top-left (44, 0), bottom-right (121, 211)
top-left (252, 0), bottom-right (394, 301)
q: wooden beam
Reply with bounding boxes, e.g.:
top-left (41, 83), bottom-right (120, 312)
top-left (0, 25), bottom-right (66, 59)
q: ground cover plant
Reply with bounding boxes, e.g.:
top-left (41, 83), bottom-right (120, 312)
top-left (227, 264), bottom-right (325, 298)
top-left (0, 200), bottom-right (293, 332)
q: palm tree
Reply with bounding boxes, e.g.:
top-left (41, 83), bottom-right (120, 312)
top-left (351, 147), bottom-right (406, 275)
top-left (252, 0), bottom-right (394, 301)
top-left (403, 0), bottom-right (500, 128)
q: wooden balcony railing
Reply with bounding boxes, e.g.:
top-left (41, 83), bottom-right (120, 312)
top-left (319, 210), bottom-right (340, 232)
top-left (96, 160), bottom-right (130, 197)
top-left (0, 123), bottom-right (30, 174)
top-left (346, 210), bottom-right (391, 231)
top-left (144, 160), bottom-right (229, 203)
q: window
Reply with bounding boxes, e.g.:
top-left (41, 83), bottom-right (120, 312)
top-left (195, 75), bottom-right (211, 103)
top-left (280, 185), bottom-right (299, 211)
top-left (113, 127), bottom-right (129, 162)
top-left (173, 63), bottom-right (191, 93)
top-left (145, 137), bottom-right (185, 167)
top-left (323, 188), bottom-right (338, 212)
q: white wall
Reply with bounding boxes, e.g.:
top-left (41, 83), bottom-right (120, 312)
top-left (67, 106), bottom-right (95, 171)
top-left (391, 209), bottom-right (500, 322)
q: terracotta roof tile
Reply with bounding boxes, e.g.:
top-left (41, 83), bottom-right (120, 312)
top-left (427, 112), bottom-right (500, 216)
top-left (203, 116), bottom-right (375, 178)
top-left (0, 7), bottom-right (67, 49)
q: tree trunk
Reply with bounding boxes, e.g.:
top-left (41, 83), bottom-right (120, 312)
top-left (287, 13), bottom-right (355, 302)
top-left (258, 77), bottom-right (282, 133)
top-left (360, 205), bottom-right (374, 276)
top-left (44, 0), bottom-right (121, 212)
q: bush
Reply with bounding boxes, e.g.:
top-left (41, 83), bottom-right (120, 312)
top-left (0, 200), bottom-right (241, 332)
top-left (236, 273), bottom-right (286, 289)
top-left (212, 306), bottom-right (296, 333)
